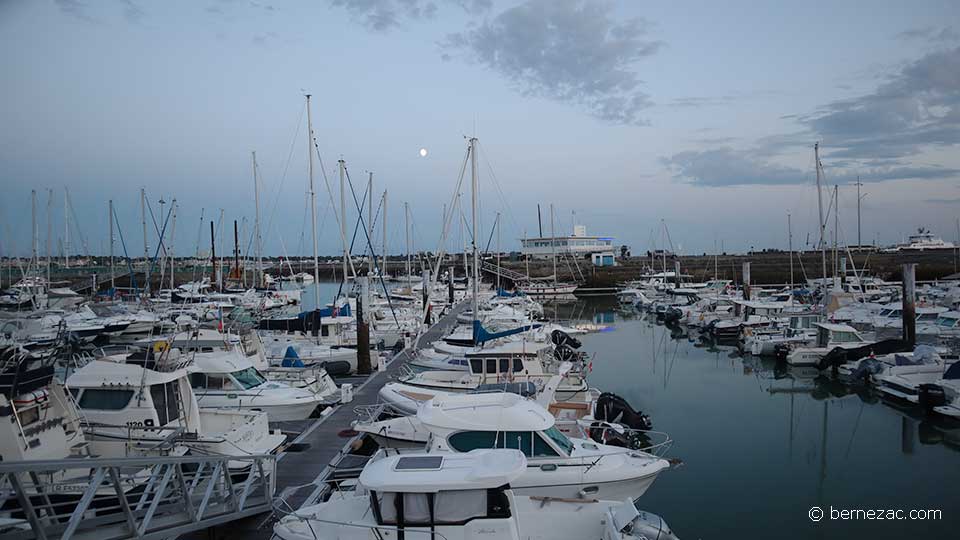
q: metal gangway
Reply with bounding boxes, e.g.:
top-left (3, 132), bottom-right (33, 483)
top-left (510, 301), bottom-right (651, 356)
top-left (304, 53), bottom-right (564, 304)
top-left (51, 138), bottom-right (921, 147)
top-left (479, 261), bottom-right (529, 283)
top-left (0, 453), bottom-right (275, 540)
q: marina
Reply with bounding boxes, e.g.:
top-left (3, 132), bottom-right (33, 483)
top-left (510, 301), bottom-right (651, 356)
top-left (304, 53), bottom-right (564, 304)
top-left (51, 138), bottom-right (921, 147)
top-left (4, 3), bottom-right (960, 539)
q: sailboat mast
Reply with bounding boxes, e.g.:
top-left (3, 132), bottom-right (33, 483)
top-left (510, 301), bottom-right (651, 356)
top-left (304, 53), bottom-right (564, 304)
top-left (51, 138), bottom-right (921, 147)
top-left (405, 202), bottom-right (411, 282)
top-left (815, 142), bottom-right (827, 288)
top-left (339, 159), bottom-right (349, 284)
top-left (788, 212), bottom-right (794, 290)
top-left (550, 203), bottom-right (557, 285)
top-left (253, 150), bottom-right (263, 288)
top-left (368, 172), bottom-right (373, 274)
top-left (469, 137), bottom-right (479, 319)
top-left (496, 212), bottom-right (501, 292)
top-left (109, 199), bottom-right (115, 290)
top-left (382, 189), bottom-right (388, 277)
top-left (833, 184), bottom-right (839, 280)
top-left (64, 187), bottom-right (69, 268)
top-left (169, 199), bottom-right (176, 290)
top-left (46, 189), bottom-right (52, 283)
top-left (31, 190), bottom-right (38, 271)
top-left (306, 94), bottom-right (321, 311)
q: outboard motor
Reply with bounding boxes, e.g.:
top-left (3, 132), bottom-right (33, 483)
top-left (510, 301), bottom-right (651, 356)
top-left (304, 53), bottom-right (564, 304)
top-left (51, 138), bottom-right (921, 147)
top-left (918, 384), bottom-right (947, 411)
top-left (591, 392), bottom-right (653, 443)
top-left (553, 344), bottom-right (579, 363)
top-left (550, 329), bottom-right (581, 350)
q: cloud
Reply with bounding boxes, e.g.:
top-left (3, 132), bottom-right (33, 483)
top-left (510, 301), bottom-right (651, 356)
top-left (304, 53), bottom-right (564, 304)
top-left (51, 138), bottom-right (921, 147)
top-left (896, 26), bottom-right (958, 43)
top-left (328, 0), bottom-right (482, 32)
top-left (120, 0), bottom-right (144, 23)
top-left (442, 0), bottom-right (661, 125)
top-left (665, 96), bottom-right (738, 109)
top-left (667, 47), bottom-right (960, 187)
top-left (662, 148), bottom-right (806, 187)
top-left (54, 0), bottom-right (95, 22)
top-left (799, 46), bottom-right (960, 161)
top-left (664, 147), bottom-right (960, 187)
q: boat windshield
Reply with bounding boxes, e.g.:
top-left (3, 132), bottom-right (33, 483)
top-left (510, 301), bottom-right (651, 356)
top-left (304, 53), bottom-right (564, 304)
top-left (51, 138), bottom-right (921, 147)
top-left (542, 425), bottom-right (574, 455)
top-left (231, 367), bottom-right (267, 390)
top-left (939, 317), bottom-right (959, 327)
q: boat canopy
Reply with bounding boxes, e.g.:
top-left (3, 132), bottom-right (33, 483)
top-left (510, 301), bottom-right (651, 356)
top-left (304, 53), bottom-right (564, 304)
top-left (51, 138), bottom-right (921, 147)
top-left (419, 392), bottom-right (554, 432)
top-left (67, 359), bottom-right (185, 388)
top-left (359, 449), bottom-right (526, 493)
top-left (472, 319), bottom-right (541, 345)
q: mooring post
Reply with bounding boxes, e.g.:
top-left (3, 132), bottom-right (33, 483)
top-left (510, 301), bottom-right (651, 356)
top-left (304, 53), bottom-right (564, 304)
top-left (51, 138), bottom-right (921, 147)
top-left (742, 262), bottom-right (751, 301)
top-left (902, 263), bottom-right (916, 347)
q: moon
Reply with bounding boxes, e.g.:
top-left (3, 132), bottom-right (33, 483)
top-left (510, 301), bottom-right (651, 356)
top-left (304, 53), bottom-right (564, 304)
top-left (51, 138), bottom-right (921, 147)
top-left (419, 148), bottom-right (428, 157)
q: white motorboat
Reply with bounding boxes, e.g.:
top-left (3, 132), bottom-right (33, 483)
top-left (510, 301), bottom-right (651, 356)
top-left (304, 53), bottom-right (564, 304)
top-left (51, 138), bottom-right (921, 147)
top-left (353, 392), bottom-right (669, 500)
top-left (188, 348), bottom-right (329, 421)
top-left (786, 322), bottom-right (869, 366)
top-left (922, 363), bottom-right (960, 418)
top-left (66, 353), bottom-right (285, 469)
top-left (273, 449), bottom-right (679, 540)
top-left (397, 348), bottom-right (589, 400)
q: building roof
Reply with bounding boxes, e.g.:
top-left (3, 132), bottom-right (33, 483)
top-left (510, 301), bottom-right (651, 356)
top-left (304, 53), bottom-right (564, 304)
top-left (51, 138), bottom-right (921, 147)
top-left (359, 449), bottom-right (526, 493)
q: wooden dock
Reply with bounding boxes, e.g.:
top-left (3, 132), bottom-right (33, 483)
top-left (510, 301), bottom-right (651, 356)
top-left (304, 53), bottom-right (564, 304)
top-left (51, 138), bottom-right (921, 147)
top-left (206, 300), bottom-right (467, 540)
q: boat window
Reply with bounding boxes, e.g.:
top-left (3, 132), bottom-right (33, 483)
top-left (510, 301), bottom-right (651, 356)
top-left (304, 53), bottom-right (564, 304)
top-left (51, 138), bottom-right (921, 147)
top-left (497, 431), bottom-right (533, 455)
top-left (542, 425), bottom-right (574, 455)
top-left (78, 389), bottom-right (134, 410)
top-left (498, 358), bottom-right (510, 373)
top-left (206, 375), bottom-right (235, 390)
top-left (231, 367), bottom-right (266, 390)
top-left (448, 431), bottom-right (498, 452)
top-left (150, 381), bottom-right (180, 426)
top-left (938, 317), bottom-right (958, 327)
top-left (375, 492), bottom-right (398, 524)
top-left (470, 359), bottom-right (483, 373)
top-left (403, 493), bottom-right (431, 524)
top-left (188, 373), bottom-right (206, 389)
top-left (918, 313), bottom-right (939, 321)
top-left (533, 433), bottom-right (561, 456)
top-left (486, 359), bottom-right (497, 374)
top-left (434, 489), bottom-right (489, 523)
top-left (878, 309), bottom-right (891, 317)
top-left (512, 358), bottom-right (524, 372)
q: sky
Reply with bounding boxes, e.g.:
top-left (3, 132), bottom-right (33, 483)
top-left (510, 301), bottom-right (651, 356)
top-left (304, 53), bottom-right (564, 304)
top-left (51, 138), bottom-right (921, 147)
top-left (1, 0), bottom-right (959, 259)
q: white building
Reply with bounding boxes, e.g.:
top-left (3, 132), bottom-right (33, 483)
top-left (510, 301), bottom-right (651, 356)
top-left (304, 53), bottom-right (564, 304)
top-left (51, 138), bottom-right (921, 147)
top-left (520, 225), bottom-right (614, 259)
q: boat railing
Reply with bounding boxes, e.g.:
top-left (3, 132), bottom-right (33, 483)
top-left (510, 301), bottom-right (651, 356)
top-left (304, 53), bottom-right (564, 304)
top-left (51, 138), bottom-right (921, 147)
top-left (570, 422), bottom-right (674, 457)
top-left (394, 363), bottom-right (416, 381)
top-left (0, 453), bottom-right (275, 540)
top-left (352, 403), bottom-right (406, 424)
top-left (272, 512), bottom-right (455, 540)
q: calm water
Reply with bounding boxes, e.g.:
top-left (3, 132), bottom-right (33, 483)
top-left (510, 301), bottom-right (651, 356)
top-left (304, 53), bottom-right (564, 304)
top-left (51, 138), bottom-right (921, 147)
top-left (553, 297), bottom-right (958, 540)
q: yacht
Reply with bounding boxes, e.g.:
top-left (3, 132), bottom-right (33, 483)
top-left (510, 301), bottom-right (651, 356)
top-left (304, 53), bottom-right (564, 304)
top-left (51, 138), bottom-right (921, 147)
top-left (273, 449), bottom-right (679, 540)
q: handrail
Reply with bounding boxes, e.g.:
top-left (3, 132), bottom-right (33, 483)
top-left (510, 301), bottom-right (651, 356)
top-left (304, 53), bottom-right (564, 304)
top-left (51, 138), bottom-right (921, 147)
top-left (0, 453), bottom-right (274, 473)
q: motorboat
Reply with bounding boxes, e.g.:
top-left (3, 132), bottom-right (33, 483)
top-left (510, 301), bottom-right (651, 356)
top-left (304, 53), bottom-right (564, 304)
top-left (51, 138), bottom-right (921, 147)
top-left (273, 449), bottom-right (679, 540)
top-left (786, 323), bottom-right (869, 366)
top-left (66, 352), bottom-right (285, 469)
top-left (352, 392), bottom-right (669, 500)
top-left (396, 348), bottom-right (589, 400)
top-left (187, 348), bottom-right (331, 421)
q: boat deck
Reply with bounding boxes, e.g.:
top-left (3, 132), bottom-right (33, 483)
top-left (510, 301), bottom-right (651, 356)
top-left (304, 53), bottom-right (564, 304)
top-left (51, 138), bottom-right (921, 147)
top-left (203, 301), bottom-right (467, 540)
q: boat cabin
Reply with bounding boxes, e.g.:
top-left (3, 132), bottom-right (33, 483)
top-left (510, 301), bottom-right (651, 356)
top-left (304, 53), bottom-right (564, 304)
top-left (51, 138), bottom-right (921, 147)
top-left (421, 393), bottom-right (576, 459)
top-left (815, 322), bottom-right (864, 348)
top-left (361, 449), bottom-right (524, 528)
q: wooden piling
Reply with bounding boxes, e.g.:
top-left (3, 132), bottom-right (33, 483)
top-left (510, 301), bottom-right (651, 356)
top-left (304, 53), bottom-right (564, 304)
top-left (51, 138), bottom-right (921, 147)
top-left (902, 263), bottom-right (916, 347)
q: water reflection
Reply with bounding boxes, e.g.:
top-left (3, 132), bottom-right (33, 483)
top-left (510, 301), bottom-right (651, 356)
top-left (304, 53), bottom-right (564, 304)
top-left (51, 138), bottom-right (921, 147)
top-left (550, 295), bottom-right (959, 539)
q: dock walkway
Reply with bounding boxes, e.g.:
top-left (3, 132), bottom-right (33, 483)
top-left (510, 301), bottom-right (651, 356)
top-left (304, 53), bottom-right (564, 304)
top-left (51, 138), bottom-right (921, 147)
top-left (214, 300), bottom-right (466, 540)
